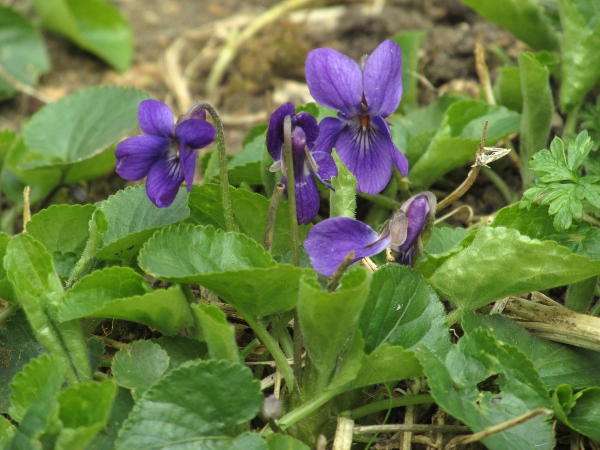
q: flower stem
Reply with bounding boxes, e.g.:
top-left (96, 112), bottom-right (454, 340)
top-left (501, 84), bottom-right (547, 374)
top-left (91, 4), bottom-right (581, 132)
top-left (243, 312), bottom-right (295, 390)
top-left (283, 116), bottom-right (300, 267)
top-left (358, 192), bottom-right (403, 210)
top-left (193, 101), bottom-right (237, 233)
top-left (283, 116), bottom-right (303, 386)
top-left (350, 394), bottom-right (434, 420)
top-left (263, 182), bottom-right (285, 253)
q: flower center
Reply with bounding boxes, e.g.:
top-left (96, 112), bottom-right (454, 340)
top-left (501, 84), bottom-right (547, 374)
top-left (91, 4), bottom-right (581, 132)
top-left (358, 114), bottom-right (370, 130)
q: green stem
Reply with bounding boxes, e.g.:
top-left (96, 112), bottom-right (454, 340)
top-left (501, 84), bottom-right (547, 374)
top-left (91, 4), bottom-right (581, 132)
top-left (358, 192), bottom-right (403, 210)
top-left (480, 167), bottom-right (514, 205)
top-left (0, 303), bottom-right (19, 327)
top-left (193, 101), bottom-right (237, 233)
top-left (565, 276), bottom-right (597, 313)
top-left (283, 115), bottom-right (300, 267)
top-left (241, 339), bottom-right (260, 359)
top-left (273, 385), bottom-right (346, 432)
top-left (350, 394), bottom-right (434, 420)
top-left (244, 312), bottom-right (295, 390)
top-left (563, 103), bottom-right (581, 138)
top-left (446, 308), bottom-right (462, 326)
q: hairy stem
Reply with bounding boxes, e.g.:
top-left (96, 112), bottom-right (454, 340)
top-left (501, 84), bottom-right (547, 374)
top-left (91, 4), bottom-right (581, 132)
top-left (263, 183), bottom-right (285, 253)
top-left (193, 101), bottom-right (237, 232)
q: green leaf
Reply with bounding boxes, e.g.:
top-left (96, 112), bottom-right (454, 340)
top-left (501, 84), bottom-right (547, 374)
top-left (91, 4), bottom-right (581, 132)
top-left (138, 224), bottom-right (313, 316)
top-left (522, 131), bottom-right (599, 231)
top-left (494, 202), bottom-right (600, 260)
top-left (0, 232), bottom-right (16, 302)
top-left (97, 185), bottom-right (190, 260)
top-left (329, 151), bottom-right (357, 218)
top-left (359, 265), bottom-right (450, 355)
top-left (0, 416), bottom-right (16, 448)
top-left (226, 128), bottom-right (266, 185)
top-left (519, 52), bottom-right (554, 188)
top-left (558, 0), bottom-right (600, 113)
top-left (402, 93), bottom-right (466, 140)
top-left (4, 234), bottom-right (91, 383)
top-left (9, 354), bottom-right (65, 423)
top-left (350, 344), bottom-right (423, 389)
top-left (416, 228), bottom-right (475, 279)
top-left (18, 86), bottom-right (149, 173)
top-left (266, 434), bottom-right (310, 450)
top-left (553, 384), bottom-right (600, 441)
top-left (67, 209), bottom-right (108, 287)
top-left (460, 0), bottom-right (559, 50)
top-left (230, 433), bottom-right (267, 450)
top-left (391, 31), bottom-right (427, 112)
top-left (409, 101), bottom-right (520, 189)
top-left (150, 337), bottom-right (208, 370)
top-left (0, 5), bottom-right (50, 100)
top-left (87, 387), bottom-right (134, 450)
top-left (26, 204), bottom-right (96, 278)
top-left (26, 204), bottom-right (95, 256)
top-left (191, 303), bottom-right (240, 364)
top-left (462, 312), bottom-right (600, 390)
top-left (298, 269), bottom-right (371, 388)
top-left (55, 379), bottom-right (117, 449)
top-left (417, 328), bottom-right (553, 450)
top-left (6, 364), bottom-right (62, 450)
top-left (112, 340), bottom-right (170, 394)
top-left (493, 66), bottom-right (522, 112)
top-left (0, 310), bottom-right (45, 414)
top-left (116, 360), bottom-right (262, 449)
top-left (32, 0), bottom-right (132, 71)
top-left (60, 266), bottom-right (193, 335)
top-left (2, 133), bottom-right (62, 203)
top-left (423, 227), bottom-right (470, 255)
top-left (428, 226), bottom-right (600, 309)
top-left (188, 184), bottom-right (309, 257)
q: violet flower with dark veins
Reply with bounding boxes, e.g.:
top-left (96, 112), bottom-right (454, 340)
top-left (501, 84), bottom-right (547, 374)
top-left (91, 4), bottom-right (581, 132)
top-left (115, 99), bottom-right (216, 207)
top-left (305, 40), bottom-right (408, 195)
top-left (304, 192), bottom-right (436, 276)
top-left (267, 102), bottom-right (337, 224)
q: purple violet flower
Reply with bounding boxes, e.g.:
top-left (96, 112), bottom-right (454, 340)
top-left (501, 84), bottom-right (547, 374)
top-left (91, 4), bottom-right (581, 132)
top-left (267, 102), bottom-right (338, 224)
top-left (305, 40), bottom-right (409, 195)
top-left (115, 99), bottom-right (216, 207)
top-left (304, 192), bottom-right (436, 276)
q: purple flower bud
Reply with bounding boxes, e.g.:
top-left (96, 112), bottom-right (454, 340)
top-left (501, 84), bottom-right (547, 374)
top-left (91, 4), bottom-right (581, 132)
top-left (266, 102), bottom-right (338, 224)
top-left (115, 99), bottom-right (216, 207)
top-left (261, 394), bottom-right (283, 420)
top-left (305, 40), bottom-right (409, 195)
top-left (304, 192), bottom-right (436, 276)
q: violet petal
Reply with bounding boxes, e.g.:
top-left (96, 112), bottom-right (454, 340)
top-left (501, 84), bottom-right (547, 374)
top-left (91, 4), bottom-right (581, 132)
top-left (304, 217), bottom-right (390, 276)
top-left (400, 194), bottom-right (430, 252)
top-left (145, 154), bottom-right (184, 208)
top-left (291, 170), bottom-right (320, 225)
top-left (138, 99), bottom-right (174, 137)
top-left (266, 102), bottom-right (295, 161)
top-left (371, 116), bottom-right (409, 176)
top-left (312, 116), bottom-right (343, 154)
top-left (335, 119), bottom-right (393, 195)
top-left (175, 119), bottom-right (216, 149)
top-left (305, 48), bottom-right (363, 116)
top-left (115, 135), bottom-right (169, 181)
top-left (363, 40), bottom-right (403, 118)
top-left (294, 111), bottom-right (319, 150)
top-left (180, 145), bottom-right (198, 191)
top-left (312, 150), bottom-right (337, 189)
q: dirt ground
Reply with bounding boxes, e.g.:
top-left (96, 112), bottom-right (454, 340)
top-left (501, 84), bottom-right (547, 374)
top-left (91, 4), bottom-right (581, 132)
top-left (0, 0), bottom-right (519, 216)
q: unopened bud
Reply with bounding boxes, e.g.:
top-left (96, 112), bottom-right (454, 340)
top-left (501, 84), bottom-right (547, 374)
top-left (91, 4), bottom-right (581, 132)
top-left (261, 394), bottom-right (283, 420)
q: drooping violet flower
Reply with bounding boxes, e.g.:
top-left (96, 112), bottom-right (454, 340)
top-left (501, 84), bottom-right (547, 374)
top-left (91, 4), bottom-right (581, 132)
top-left (116, 99), bottom-right (216, 207)
top-left (267, 102), bottom-right (337, 224)
top-left (304, 192), bottom-right (436, 276)
top-left (305, 40), bottom-right (408, 195)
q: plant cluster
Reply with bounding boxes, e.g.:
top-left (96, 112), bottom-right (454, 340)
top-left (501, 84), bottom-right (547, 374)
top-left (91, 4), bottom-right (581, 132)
top-left (2, 0), bottom-right (600, 449)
